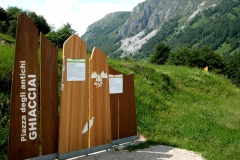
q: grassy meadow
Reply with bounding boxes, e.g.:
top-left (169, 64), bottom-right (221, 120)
top-left (109, 59), bottom-right (240, 160)
top-left (0, 44), bottom-right (240, 160)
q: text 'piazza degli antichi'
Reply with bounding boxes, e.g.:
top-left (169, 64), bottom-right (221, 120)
top-left (19, 61), bottom-right (37, 142)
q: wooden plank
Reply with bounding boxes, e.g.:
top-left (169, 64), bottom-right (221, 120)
top-left (108, 66), bottom-right (119, 140)
top-left (58, 34), bottom-right (88, 155)
top-left (40, 33), bottom-right (58, 155)
top-left (8, 13), bottom-right (39, 160)
top-left (119, 74), bottom-right (137, 138)
top-left (89, 48), bottom-right (112, 147)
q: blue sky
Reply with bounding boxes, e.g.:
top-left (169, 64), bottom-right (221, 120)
top-left (1, 0), bottom-right (145, 36)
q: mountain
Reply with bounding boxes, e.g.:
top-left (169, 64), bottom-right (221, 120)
top-left (82, 11), bottom-right (130, 56)
top-left (82, 0), bottom-right (240, 59)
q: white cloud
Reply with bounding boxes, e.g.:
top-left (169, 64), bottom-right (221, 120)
top-left (29, 0), bottom-right (145, 36)
top-left (118, 0), bottom-right (131, 4)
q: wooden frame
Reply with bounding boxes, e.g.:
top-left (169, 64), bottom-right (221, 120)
top-left (8, 13), bottom-right (137, 160)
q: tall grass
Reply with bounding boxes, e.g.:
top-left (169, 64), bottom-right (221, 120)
top-left (0, 44), bottom-right (14, 93)
top-left (0, 33), bottom-right (15, 44)
top-left (0, 44), bottom-right (14, 159)
top-left (108, 59), bottom-right (240, 160)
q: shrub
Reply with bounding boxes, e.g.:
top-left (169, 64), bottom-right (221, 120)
top-left (150, 42), bottom-right (171, 65)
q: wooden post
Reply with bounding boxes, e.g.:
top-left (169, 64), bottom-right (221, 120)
top-left (89, 48), bottom-right (112, 147)
top-left (40, 33), bottom-right (58, 155)
top-left (108, 66), bottom-right (120, 140)
top-left (8, 13), bottom-right (39, 160)
top-left (108, 66), bottom-right (137, 140)
top-left (58, 34), bottom-right (89, 155)
top-left (119, 74), bottom-right (137, 138)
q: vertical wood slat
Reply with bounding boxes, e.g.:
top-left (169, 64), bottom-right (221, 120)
top-left (89, 48), bottom-right (112, 147)
top-left (40, 33), bottom-right (58, 155)
top-left (8, 13), bottom-right (39, 160)
top-left (119, 74), bottom-right (137, 138)
top-left (58, 34), bottom-right (89, 155)
top-left (108, 66), bottom-right (120, 140)
top-left (109, 67), bottom-right (137, 140)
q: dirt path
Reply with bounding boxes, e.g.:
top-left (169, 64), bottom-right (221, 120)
top-left (72, 136), bottom-right (204, 160)
top-left (73, 145), bottom-right (204, 160)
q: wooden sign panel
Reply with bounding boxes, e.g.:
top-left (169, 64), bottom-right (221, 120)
top-left (108, 66), bottom-right (120, 140)
top-left (58, 34), bottom-right (88, 154)
top-left (119, 74), bottom-right (137, 138)
top-left (8, 13), bottom-right (39, 160)
top-left (109, 67), bottom-right (137, 140)
top-left (89, 48), bottom-right (112, 147)
top-left (40, 33), bottom-right (58, 155)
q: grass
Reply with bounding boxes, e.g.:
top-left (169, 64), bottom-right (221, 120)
top-left (108, 59), bottom-right (240, 160)
top-left (192, 15), bottom-right (209, 29)
top-left (0, 44), bottom-right (14, 94)
top-left (0, 44), bottom-right (15, 159)
top-left (216, 42), bottom-right (231, 55)
top-left (0, 33), bottom-right (15, 43)
top-left (1, 44), bottom-right (240, 159)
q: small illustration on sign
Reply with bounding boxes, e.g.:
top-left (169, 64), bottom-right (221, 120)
top-left (91, 71), bottom-right (108, 88)
top-left (82, 117), bottom-right (94, 134)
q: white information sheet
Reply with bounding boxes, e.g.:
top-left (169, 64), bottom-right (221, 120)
top-left (109, 74), bottom-right (123, 94)
top-left (67, 59), bottom-right (86, 81)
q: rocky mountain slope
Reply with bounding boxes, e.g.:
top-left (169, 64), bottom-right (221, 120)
top-left (82, 0), bottom-right (239, 59)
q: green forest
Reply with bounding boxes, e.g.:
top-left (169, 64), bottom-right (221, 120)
top-left (0, 6), bottom-right (76, 48)
top-left (139, 0), bottom-right (240, 57)
top-left (169, 0), bottom-right (240, 53)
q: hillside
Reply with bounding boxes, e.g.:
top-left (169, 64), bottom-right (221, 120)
top-left (82, 11), bottom-right (130, 56)
top-left (82, 0), bottom-right (240, 59)
top-left (108, 59), bottom-right (240, 160)
top-left (0, 44), bottom-right (240, 159)
top-left (143, 0), bottom-right (240, 56)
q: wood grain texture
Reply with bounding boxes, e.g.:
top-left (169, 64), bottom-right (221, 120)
top-left (8, 13), bottom-right (39, 160)
top-left (119, 74), bottom-right (137, 138)
top-left (58, 34), bottom-right (88, 154)
top-left (108, 66), bottom-right (120, 140)
top-left (40, 33), bottom-right (58, 155)
top-left (89, 48), bottom-right (112, 147)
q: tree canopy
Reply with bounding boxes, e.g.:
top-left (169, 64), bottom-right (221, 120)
top-left (150, 42), bottom-right (171, 65)
top-left (0, 5), bottom-right (77, 48)
top-left (167, 46), bottom-right (226, 74)
top-left (27, 11), bottom-right (51, 34)
top-left (46, 23), bottom-right (76, 48)
top-left (0, 6), bottom-right (51, 38)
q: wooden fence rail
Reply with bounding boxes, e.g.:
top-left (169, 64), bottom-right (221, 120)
top-left (8, 13), bottom-right (137, 160)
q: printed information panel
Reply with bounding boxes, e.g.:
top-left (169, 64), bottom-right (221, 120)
top-left (109, 74), bottom-right (123, 94)
top-left (67, 59), bottom-right (86, 81)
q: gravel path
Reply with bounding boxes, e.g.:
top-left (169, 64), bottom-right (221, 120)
top-left (72, 136), bottom-right (204, 160)
top-left (73, 145), bottom-right (204, 160)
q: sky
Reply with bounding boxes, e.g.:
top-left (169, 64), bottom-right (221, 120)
top-left (1, 0), bottom-right (145, 36)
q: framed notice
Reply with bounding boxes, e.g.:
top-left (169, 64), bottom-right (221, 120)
top-left (109, 74), bottom-right (123, 94)
top-left (67, 59), bottom-right (86, 81)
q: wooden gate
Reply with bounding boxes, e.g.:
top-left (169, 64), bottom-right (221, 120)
top-left (8, 14), bottom-right (137, 160)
